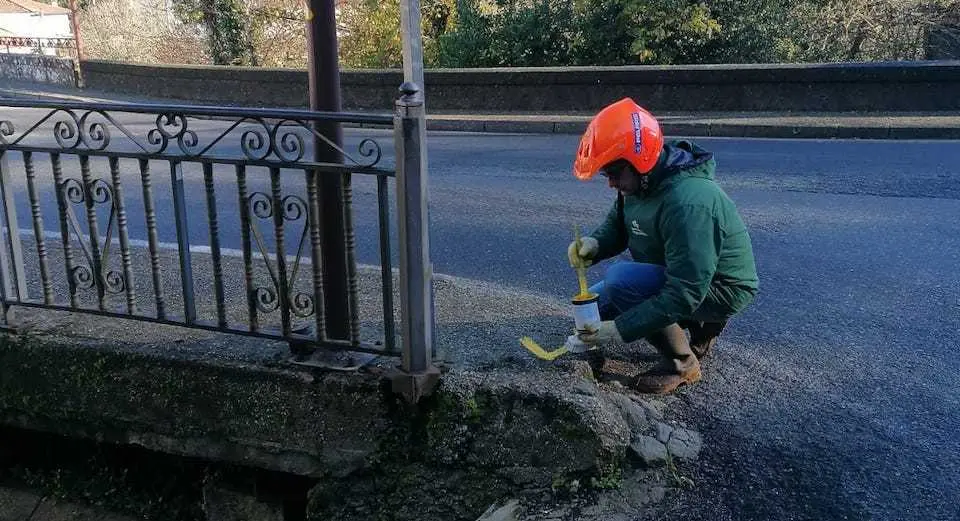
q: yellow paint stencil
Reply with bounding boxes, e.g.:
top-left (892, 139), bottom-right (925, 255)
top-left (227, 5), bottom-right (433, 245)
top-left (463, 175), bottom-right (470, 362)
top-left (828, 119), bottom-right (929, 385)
top-left (520, 336), bottom-right (569, 361)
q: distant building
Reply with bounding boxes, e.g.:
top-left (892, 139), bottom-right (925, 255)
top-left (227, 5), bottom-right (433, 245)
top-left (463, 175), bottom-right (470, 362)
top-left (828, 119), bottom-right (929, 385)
top-left (0, 0), bottom-right (71, 55)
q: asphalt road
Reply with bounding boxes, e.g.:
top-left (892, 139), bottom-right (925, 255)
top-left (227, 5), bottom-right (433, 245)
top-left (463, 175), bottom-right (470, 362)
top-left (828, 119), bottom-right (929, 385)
top-left (0, 107), bottom-right (957, 520)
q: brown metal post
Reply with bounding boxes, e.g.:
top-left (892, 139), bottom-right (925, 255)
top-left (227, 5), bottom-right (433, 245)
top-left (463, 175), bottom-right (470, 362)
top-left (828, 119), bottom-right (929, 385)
top-left (67, 0), bottom-right (85, 87)
top-left (306, 0), bottom-right (350, 340)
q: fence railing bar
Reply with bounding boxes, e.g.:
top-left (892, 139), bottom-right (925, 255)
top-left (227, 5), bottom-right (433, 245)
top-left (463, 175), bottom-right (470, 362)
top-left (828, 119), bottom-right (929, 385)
top-left (202, 162), bottom-right (227, 328)
top-left (138, 159), bottom-right (166, 319)
top-left (109, 157), bottom-right (137, 314)
top-left (270, 167), bottom-right (291, 337)
top-left (236, 165), bottom-right (258, 332)
top-left (50, 152), bottom-right (78, 307)
top-left (343, 172), bottom-right (361, 347)
top-left (377, 175), bottom-right (396, 353)
top-left (0, 99), bottom-right (395, 125)
top-left (169, 161), bottom-right (196, 324)
top-left (24, 151), bottom-right (53, 304)
top-left (78, 155), bottom-right (107, 311)
top-left (305, 168), bottom-right (326, 341)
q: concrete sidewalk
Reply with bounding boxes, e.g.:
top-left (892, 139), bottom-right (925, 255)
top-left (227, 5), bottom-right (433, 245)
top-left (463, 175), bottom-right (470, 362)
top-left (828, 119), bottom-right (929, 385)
top-left (2, 79), bottom-right (959, 139)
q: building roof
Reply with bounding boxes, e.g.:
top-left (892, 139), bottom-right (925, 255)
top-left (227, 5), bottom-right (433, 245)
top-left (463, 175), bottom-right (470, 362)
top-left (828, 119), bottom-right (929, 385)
top-left (0, 0), bottom-right (70, 15)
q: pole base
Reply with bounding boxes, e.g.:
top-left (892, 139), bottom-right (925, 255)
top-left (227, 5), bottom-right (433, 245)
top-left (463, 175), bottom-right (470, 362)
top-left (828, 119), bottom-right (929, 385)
top-left (385, 365), bottom-right (441, 404)
top-left (0, 304), bottom-right (15, 334)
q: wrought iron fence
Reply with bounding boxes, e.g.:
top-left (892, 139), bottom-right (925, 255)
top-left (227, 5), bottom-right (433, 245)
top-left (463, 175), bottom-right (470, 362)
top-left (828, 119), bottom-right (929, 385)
top-left (0, 37), bottom-right (77, 60)
top-left (0, 97), bottom-right (423, 361)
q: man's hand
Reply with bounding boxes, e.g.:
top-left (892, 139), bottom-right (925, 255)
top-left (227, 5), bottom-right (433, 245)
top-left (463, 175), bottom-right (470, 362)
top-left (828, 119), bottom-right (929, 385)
top-left (568, 236), bottom-right (599, 267)
top-left (577, 321), bottom-right (623, 346)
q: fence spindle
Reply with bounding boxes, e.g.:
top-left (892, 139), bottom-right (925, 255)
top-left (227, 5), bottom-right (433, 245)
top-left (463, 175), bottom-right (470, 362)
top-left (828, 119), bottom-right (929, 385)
top-left (270, 168), bottom-right (291, 336)
top-left (139, 159), bottom-right (166, 319)
top-left (109, 157), bottom-right (136, 314)
top-left (377, 175), bottom-right (395, 353)
top-left (203, 162), bottom-right (227, 328)
top-left (24, 151), bottom-right (53, 304)
top-left (343, 172), bottom-right (360, 346)
top-left (169, 161), bottom-right (196, 324)
top-left (78, 155), bottom-right (106, 311)
top-left (236, 165), bottom-right (258, 332)
top-left (51, 153), bottom-right (78, 307)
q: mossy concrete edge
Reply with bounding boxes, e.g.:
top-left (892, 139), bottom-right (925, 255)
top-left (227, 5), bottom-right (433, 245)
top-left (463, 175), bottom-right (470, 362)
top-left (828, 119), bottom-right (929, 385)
top-left (0, 333), bottom-right (631, 489)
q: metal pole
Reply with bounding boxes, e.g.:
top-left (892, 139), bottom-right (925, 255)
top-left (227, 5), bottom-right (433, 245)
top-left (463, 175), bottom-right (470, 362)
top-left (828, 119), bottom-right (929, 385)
top-left (400, 0), bottom-right (425, 93)
top-left (67, 0), bottom-right (84, 87)
top-left (388, 83), bottom-right (439, 403)
top-left (399, 0), bottom-right (438, 361)
top-left (306, 0), bottom-right (351, 340)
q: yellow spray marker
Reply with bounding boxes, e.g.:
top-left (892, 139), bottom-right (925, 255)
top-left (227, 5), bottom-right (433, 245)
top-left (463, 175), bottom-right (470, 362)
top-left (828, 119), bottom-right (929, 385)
top-left (519, 224), bottom-right (598, 360)
top-left (570, 224), bottom-right (601, 334)
top-left (519, 336), bottom-right (569, 361)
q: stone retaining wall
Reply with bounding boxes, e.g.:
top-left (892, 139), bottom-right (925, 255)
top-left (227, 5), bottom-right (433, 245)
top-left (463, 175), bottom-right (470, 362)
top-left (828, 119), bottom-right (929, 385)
top-left (80, 59), bottom-right (960, 112)
top-left (0, 54), bottom-right (76, 87)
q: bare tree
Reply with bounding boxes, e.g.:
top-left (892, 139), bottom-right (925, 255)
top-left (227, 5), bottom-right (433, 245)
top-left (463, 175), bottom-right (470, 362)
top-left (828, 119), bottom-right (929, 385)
top-left (781, 0), bottom-right (960, 62)
top-left (78, 0), bottom-right (209, 64)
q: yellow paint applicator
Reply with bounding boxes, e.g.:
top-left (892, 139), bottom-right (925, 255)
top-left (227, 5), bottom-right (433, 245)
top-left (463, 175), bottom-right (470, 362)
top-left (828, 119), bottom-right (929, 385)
top-left (569, 224), bottom-right (601, 334)
top-left (519, 225), bottom-right (599, 361)
top-left (572, 224), bottom-right (592, 300)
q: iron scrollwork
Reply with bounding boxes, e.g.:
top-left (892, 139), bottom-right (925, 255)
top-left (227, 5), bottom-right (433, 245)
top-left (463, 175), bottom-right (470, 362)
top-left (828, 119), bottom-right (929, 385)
top-left (247, 192), bottom-right (315, 319)
top-left (60, 177), bottom-right (128, 295)
top-left (0, 104), bottom-right (387, 169)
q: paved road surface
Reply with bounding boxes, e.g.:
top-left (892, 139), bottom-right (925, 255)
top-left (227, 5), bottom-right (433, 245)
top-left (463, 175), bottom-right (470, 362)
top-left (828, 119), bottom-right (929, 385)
top-left (0, 107), bottom-right (957, 521)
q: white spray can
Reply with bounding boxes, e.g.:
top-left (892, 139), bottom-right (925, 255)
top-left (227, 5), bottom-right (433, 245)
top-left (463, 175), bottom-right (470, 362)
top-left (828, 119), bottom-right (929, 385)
top-left (571, 293), bottom-right (601, 333)
top-left (567, 293), bottom-right (601, 353)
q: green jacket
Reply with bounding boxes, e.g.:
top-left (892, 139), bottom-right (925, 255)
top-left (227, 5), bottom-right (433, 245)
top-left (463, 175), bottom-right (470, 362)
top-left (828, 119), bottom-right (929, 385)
top-left (591, 140), bottom-right (759, 342)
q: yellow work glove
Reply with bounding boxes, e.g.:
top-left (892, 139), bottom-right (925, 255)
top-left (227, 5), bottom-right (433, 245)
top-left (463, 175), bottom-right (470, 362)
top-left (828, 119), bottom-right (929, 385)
top-left (578, 320), bottom-right (623, 346)
top-left (567, 236), bottom-right (599, 267)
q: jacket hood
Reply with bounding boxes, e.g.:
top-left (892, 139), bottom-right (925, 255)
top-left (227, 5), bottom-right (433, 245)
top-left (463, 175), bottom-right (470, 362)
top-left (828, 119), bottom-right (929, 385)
top-left (645, 140), bottom-right (715, 191)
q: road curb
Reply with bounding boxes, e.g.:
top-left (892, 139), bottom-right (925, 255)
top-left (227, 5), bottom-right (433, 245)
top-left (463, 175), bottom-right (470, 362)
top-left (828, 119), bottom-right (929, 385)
top-left (425, 117), bottom-right (960, 140)
top-left (663, 122), bottom-right (960, 140)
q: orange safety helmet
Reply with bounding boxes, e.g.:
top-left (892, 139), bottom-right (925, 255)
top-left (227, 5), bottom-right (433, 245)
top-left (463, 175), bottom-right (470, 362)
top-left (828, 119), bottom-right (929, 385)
top-left (573, 98), bottom-right (663, 180)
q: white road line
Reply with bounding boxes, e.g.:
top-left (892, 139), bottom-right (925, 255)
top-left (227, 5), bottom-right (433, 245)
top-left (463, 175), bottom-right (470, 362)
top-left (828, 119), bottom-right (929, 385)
top-left (16, 227), bottom-right (305, 264)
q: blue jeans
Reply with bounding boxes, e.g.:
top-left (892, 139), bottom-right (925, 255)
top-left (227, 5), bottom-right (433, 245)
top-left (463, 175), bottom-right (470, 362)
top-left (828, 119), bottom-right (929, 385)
top-left (589, 262), bottom-right (730, 323)
top-left (589, 262), bottom-right (667, 321)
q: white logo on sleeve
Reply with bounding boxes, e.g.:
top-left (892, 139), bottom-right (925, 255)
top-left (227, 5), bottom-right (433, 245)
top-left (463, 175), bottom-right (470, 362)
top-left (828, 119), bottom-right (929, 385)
top-left (631, 220), bottom-right (648, 237)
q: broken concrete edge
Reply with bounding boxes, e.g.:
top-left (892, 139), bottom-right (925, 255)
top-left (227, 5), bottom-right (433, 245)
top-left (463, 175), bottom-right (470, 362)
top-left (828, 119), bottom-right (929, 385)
top-left (0, 329), bottom-right (703, 519)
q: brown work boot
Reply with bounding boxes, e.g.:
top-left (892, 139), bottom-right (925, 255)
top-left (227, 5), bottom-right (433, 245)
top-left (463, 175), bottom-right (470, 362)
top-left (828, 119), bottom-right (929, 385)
top-left (681, 319), bottom-right (728, 359)
top-left (633, 324), bottom-right (702, 394)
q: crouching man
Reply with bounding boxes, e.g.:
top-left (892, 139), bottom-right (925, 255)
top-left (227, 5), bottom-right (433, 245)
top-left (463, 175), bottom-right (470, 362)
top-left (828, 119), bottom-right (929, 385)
top-left (569, 98), bottom-right (759, 394)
